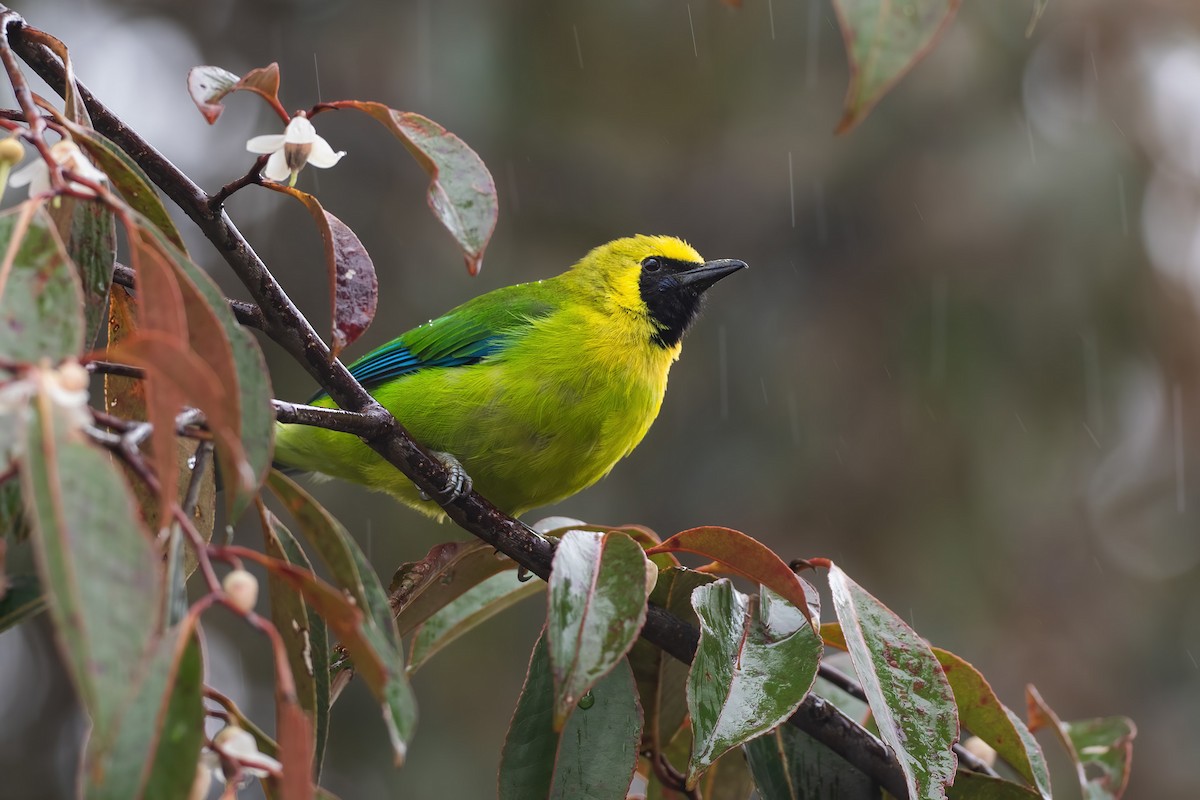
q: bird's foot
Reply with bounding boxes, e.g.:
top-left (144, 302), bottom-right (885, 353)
top-left (418, 450), bottom-right (473, 504)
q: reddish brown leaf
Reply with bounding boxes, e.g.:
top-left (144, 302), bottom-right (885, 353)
top-left (324, 101), bottom-right (497, 275)
top-left (264, 184), bottom-right (377, 358)
top-left (23, 29), bottom-right (89, 125)
top-left (276, 699), bottom-right (315, 800)
top-left (1026, 686), bottom-right (1135, 799)
top-left (387, 539), bottom-right (516, 636)
top-left (110, 332), bottom-right (253, 500)
top-left (187, 63), bottom-right (284, 125)
top-left (646, 527), bottom-right (815, 629)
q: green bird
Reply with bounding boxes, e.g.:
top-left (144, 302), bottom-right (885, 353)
top-left (272, 235), bottom-right (746, 518)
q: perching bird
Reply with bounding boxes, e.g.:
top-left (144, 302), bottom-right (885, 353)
top-left (272, 235), bottom-right (746, 518)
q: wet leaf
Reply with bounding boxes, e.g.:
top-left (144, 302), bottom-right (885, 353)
top-left (20, 371), bottom-right (162, 747)
top-left (832, 0), bottom-right (962, 133)
top-left (88, 623), bottom-right (203, 800)
top-left (646, 527), bottom-right (815, 630)
top-left (266, 471), bottom-right (415, 763)
top-left (0, 204), bottom-right (85, 363)
top-left (946, 771), bottom-right (1044, 800)
top-left (188, 63), bottom-right (282, 125)
top-left (0, 574), bottom-right (44, 633)
top-left (933, 648), bottom-right (1051, 799)
top-left (744, 722), bottom-right (881, 800)
top-left (48, 195), bottom-right (114, 350)
top-left (1026, 686), bottom-right (1135, 800)
top-left (687, 581), bottom-right (822, 787)
top-left (265, 184), bottom-right (378, 358)
top-left (388, 538), bottom-right (519, 635)
top-left (548, 529), bottom-right (652, 729)
top-left (407, 570), bottom-right (543, 673)
top-left (827, 563), bottom-right (958, 800)
top-left (628, 566), bottom-right (715, 752)
top-left (326, 101), bottom-right (498, 274)
top-left (498, 633), bottom-right (642, 800)
top-left (259, 502), bottom-right (331, 778)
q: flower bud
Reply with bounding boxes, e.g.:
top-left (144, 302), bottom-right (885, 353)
top-left (222, 569), bottom-right (259, 614)
top-left (0, 137), bottom-right (24, 166)
top-left (961, 735), bottom-right (997, 768)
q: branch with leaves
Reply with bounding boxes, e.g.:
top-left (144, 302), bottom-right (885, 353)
top-left (0, 5), bottom-right (1133, 800)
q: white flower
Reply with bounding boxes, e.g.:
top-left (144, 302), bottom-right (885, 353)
top-left (246, 113), bottom-right (345, 185)
top-left (209, 725), bottom-right (282, 783)
top-left (9, 139), bottom-right (107, 197)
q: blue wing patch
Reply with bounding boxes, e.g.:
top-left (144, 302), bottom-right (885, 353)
top-left (349, 335), bottom-right (503, 388)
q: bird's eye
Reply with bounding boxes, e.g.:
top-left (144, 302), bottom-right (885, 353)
top-left (642, 257), bottom-right (662, 272)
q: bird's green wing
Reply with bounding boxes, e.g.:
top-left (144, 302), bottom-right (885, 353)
top-left (310, 283), bottom-right (555, 401)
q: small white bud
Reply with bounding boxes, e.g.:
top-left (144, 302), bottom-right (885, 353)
top-left (222, 569), bottom-right (259, 614)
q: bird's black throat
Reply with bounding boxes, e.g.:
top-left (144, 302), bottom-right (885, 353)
top-left (638, 256), bottom-right (746, 348)
top-left (639, 258), bottom-right (709, 348)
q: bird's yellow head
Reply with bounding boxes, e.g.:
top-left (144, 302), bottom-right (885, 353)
top-left (570, 235), bottom-right (746, 348)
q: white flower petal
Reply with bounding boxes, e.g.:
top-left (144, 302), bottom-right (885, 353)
top-left (8, 159), bottom-right (43, 188)
top-left (306, 136), bottom-right (346, 169)
top-left (262, 149), bottom-right (292, 182)
top-left (284, 115), bottom-right (317, 144)
top-left (246, 133), bottom-right (286, 154)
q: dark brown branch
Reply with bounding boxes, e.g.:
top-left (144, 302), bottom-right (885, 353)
top-left (209, 154), bottom-right (267, 209)
top-left (6, 14), bottom-right (911, 796)
top-left (111, 262), bottom-right (266, 330)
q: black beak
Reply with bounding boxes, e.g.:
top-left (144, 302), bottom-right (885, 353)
top-left (675, 258), bottom-right (748, 291)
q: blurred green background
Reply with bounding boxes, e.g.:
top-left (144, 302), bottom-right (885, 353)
top-left (2, 0), bottom-right (1199, 796)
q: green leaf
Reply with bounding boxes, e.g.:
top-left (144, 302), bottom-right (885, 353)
top-left (260, 503), bottom-right (331, 779)
top-left (947, 771), bottom-right (1044, 800)
top-left (498, 633), bottom-right (643, 800)
top-left (408, 569), bottom-right (543, 673)
top-left (827, 563), bottom-right (958, 800)
top-left (934, 648), bottom-right (1051, 798)
top-left (266, 471), bottom-right (416, 764)
top-left (263, 184), bottom-right (378, 359)
top-left (0, 204), bottom-right (85, 362)
top-left (326, 101), bottom-right (498, 275)
top-left (48, 195), bottom-right (115, 350)
top-left (1026, 686), bottom-right (1135, 800)
top-left (832, 0), bottom-right (962, 133)
top-left (88, 624), bottom-right (204, 800)
top-left (20, 371), bottom-right (162, 747)
top-left (687, 581), bottom-right (822, 787)
top-left (389, 538), bottom-right (519, 635)
top-left (646, 526), bottom-right (815, 630)
top-left (69, 126), bottom-right (185, 250)
top-left (548, 529), bottom-right (652, 728)
top-left (0, 574), bottom-right (45, 633)
top-left (743, 723), bottom-right (880, 800)
top-left (628, 566), bottom-right (715, 752)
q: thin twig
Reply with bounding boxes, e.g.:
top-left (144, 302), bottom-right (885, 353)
top-left (111, 262), bottom-right (267, 330)
top-left (209, 154), bottom-right (266, 210)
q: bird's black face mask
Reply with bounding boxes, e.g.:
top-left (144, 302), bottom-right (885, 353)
top-left (638, 256), bottom-right (747, 348)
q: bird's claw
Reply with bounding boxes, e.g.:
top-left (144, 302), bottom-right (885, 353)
top-left (418, 451), bottom-right (472, 504)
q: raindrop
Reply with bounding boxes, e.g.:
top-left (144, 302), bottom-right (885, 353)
top-left (805, 0), bottom-right (821, 90)
top-left (1116, 173), bottom-right (1128, 237)
top-left (687, 5), bottom-right (698, 59)
top-left (767, 0), bottom-right (776, 39)
top-left (788, 152), bottom-right (796, 229)
top-left (572, 24), bottom-right (584, 70)
top-left (577, 691), bottom-right (595, 710)
top-left (1175, 384), bottom-right (1186, 513)
top-left (187, 455), bottom-right (197, 469)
